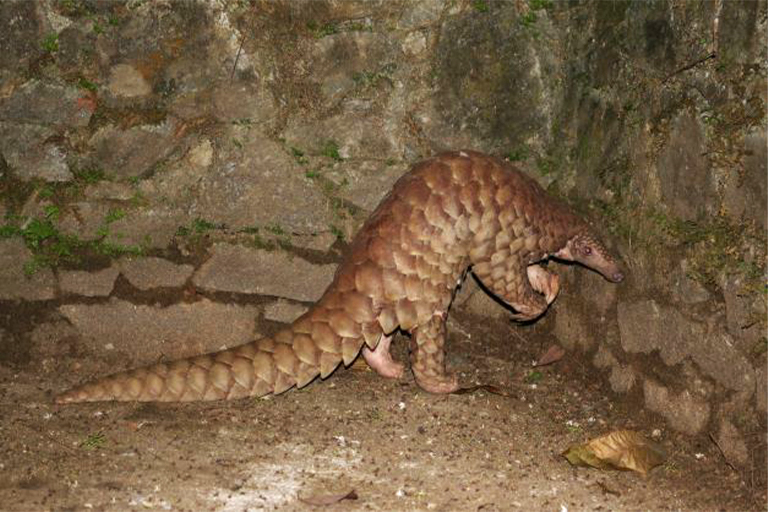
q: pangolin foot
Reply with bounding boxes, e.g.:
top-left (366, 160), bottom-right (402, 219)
top-left (413, 372), bottom-right (460, 394)
top-left (362, 335), bottom-right (405, 379)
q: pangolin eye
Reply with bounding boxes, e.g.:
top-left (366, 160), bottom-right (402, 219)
top-left (583, 246), bottom-right (592, 255)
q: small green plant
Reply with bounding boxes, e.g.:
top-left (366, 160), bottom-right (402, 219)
top-left (506, 145), bottom-right (530, 162)
top-left (330, 224), bottom-right (344, 242)
top-left (73, 166), bottom-right (105, 184)
top-left (92, 239), bottom-right (144, 258)
top-left (42, 33), bottom-right (59, 53)
top-left (524, 370), bottom-right (543, 383)
top-left (78, 78), bottom-right (98, 92)
top-left (38, 184), bottom-right (57, 199)
top-left (266, 223), bottom-right (286, 236)
top-left (308, 21), bottom-right (339, 38)
top-left (472, 0), bottom-right (489, 12)
top-left (43, 204), bottom-right (61, 221)
top-left (104, 208), bottom-right (125, 224)
top-left (519, 11), bottom-right (538, 27)
top-left (321, 140), bottom-right (343, 161)
top-left (79, 431), bottom-right (106, 450)
top-left (529, 0), bottom-right (552, 9)
top-left (565, 422), bottom-right (582, 434)
top-left (352, 63), bottom-right (396, 89)
top-left (305, 169), bottom-right (320, 179)
top-left (239, 225), bottom-right (292, 251)
top-left (291, 147), bottom-right (309, 166)
top-left (177, 218), bottom-right (218, 238)
top-left (536, 155), bottom-right (557, 176)
top-left (232, 118), bottom-right (253, 127)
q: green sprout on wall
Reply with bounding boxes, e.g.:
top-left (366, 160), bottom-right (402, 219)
top-left (41, 33), bottom-right (59, 53)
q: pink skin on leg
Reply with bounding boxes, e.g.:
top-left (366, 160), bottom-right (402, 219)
top-left (362, 335), bottom-right (404, 379)
top-left (526, 264), bottom-right (559, 305)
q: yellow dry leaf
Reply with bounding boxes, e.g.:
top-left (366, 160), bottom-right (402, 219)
top-left (562, 430), bottom-right (667, 476)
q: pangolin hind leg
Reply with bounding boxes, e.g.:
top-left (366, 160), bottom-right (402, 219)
top-left (361, 334), bottom-right (405, 379)
top-left (409, 313), bottom-right (459, 394)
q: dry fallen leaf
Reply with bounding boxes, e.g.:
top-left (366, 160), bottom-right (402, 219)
top-left (453, 384), bottom-right (514, 397)
top-left (534, 344), bottom-right (565, 367)
top-left (562, 430), bottom-right (667, 476)
top-left (298, 489), bottom-right (358, 506)
top-left (349, 357), bottom-right (371, 372)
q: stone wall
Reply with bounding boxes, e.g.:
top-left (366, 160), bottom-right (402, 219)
top-left (0, 0), bottom-right (765, 474)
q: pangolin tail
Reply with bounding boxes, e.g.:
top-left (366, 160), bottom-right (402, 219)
top-left (55, 298), bottom-right (378, 403)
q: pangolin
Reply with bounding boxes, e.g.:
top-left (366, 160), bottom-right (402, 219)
top-left (56, 150), bottom-right (624, 403)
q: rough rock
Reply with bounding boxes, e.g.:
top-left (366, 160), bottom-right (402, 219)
top-left (58, 202), bottom-right (121, 241)
top-left (283, 113), bottom-right (395, 161)
top-left (0, 239), bottom-right (55, 301)
top-left (433, 6), bottom-right (554, 151)
top-left (643, 379), bottom-right (710, 435)
top-left (59, 298), bottom-right (259, 366)
top-left (0, 80), bottom-right (91, 127)
top-left (0, 2), bottom-right (43, 71)
top-left (656, 113), bottom-right (716, 220)
top-left (398, 1), bottom-right (444, 29)
top-left (552, 298), bottom-right (591, 351)
top-left (402, 31), bottom-right (427, 56)
top-left (107, 64), bottom-right (152, 98)
top-left (89, 121), bottom-right (183, 179)
top-left (722, 272), bottom-right (765, 349)
top-left (334, 160), bottom-right (406, 212)
top-left (119, 257), bottom-right (194, 290)
top-left (192, 243), bottom-right (336, 302)
top-left (212, 82), bottom-right (276, 124)
top-left (263, 299), bottom-right (309, 324)
top-left (84, 182), bottom-right (136, 201)
top-left (144, 133), bottom-right (334, 238)
top-left (716, 419), bottom-right (749, 465)
top-left (309, 32), bottom-right (397, 107)
top-left (618, 299), bottom-right (755, 393)
top-left (0, 123), bottom-right (72, 182)
top-left (101, 207), bottom-right (186, 249)
top-left (728, 129), bottom-right (767, 229)
top-left (670, 261), bottom-right (711, 304)
top-left (59, 267), bottom-right (120, 297)
top-left (756, 363), bottom-right (767, 413)
top-left (608, 364), bottom-right (637, 394)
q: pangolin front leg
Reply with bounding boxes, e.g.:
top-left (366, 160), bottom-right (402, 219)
top-left (474, 262), bottom-right (552, 322)
top-left (409, 312), bottom-right (459, 394)
top-left (526, 264), bottom-right (560, 305)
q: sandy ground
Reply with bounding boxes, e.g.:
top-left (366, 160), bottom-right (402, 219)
top-left (0, 311), bottom-right (764, 512)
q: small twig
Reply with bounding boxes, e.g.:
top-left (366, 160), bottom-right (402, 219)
top-left (662, 52), bottom-right (717, 83)
top-left (708, 431), bottom-right (736, 471)
top-left (230, 33), bottom-right (246, 82)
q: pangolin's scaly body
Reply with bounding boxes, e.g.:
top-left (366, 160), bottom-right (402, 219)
top-left (56, 151), bottom-right (623, 404)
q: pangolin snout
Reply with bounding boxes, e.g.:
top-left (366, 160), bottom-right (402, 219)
top-left (610, 270), bottom-right (624, 283)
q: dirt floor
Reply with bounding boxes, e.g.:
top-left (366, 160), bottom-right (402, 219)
top-left (1, 311), bottom-right (764, 512)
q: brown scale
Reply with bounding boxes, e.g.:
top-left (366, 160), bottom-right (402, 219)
top-left (56, 150), bottom-right (624, 403)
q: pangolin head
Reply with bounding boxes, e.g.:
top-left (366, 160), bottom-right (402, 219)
top-left (557, 230), bottom-right (624, 283)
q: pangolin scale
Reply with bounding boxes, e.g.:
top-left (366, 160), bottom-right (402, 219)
top-left (56, 151), bottom-right (623, 404)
